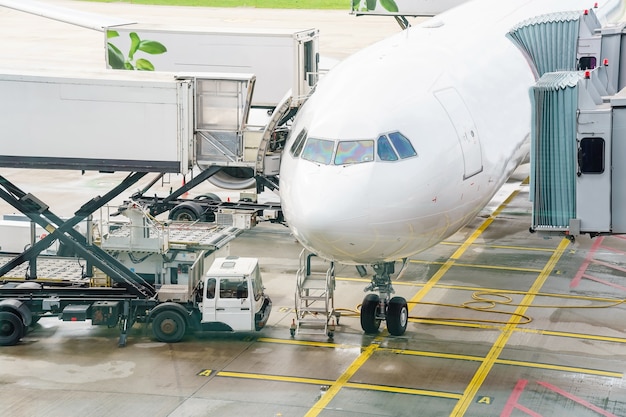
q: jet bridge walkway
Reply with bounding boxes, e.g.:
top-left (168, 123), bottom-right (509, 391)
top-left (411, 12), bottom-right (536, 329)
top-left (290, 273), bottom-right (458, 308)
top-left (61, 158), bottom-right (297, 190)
top-left (511, 8), bottom-right (626, 238)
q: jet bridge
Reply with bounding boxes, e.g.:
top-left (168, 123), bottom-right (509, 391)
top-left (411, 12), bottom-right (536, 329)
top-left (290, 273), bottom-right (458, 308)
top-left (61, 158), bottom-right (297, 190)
top-left (0, 70), bottom-right (264, 174)
top-left (0, 68), bottom-right (280, 289)
top-left (523, 12), bottom-right (626, 238)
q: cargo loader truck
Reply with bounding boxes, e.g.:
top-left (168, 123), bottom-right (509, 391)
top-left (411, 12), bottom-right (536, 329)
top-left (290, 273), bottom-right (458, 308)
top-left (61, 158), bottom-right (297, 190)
top-left (0, 256), bottom-right (271, 347)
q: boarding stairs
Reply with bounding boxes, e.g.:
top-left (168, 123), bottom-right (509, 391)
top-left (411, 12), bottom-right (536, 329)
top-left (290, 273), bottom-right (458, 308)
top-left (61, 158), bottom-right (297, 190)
top-left (294, 249), bottom-right (336, 337)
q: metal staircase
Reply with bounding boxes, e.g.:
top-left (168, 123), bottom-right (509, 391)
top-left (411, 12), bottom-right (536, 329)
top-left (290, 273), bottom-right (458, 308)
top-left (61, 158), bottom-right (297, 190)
top-left (294, 249), bottom-right (336, 338)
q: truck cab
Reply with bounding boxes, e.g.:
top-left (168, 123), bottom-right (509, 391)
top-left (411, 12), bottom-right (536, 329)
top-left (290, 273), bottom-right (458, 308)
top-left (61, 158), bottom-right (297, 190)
top-left (151, 256), bottom-right (271, 343)
top-left (200, 257), bottom-right (270, 332)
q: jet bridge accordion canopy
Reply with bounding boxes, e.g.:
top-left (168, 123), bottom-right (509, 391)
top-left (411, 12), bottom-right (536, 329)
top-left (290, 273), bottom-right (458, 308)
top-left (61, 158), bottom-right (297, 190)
top-left (507, 9), bottom-right (601, 78)
top-left (530, 72), bottom-right (579, 230)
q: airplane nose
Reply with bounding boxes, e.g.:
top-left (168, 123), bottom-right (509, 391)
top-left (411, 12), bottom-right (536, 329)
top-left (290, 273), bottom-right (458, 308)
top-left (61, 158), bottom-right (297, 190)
top-left (280, 158), bottom-right (422, 264)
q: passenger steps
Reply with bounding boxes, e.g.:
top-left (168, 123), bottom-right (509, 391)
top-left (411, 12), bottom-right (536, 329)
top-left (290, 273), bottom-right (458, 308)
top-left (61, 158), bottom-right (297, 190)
top-left (294, 249), bottom-right (336, 338)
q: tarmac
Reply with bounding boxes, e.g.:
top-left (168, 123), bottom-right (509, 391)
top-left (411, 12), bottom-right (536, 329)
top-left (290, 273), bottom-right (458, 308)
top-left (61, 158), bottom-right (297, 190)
top-left (1, 2), bottom-right (626, 417)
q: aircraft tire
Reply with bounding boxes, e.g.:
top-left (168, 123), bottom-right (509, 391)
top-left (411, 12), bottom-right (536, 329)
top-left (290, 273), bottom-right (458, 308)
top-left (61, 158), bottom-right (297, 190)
top-left (360, 293), bottom-right (381, 334)
top-left (152, 310), bottom-right (186, 343)
top-left (0, 311), bottom-right (24, 346)
top-left (387, 296), bottom-right (408, 336)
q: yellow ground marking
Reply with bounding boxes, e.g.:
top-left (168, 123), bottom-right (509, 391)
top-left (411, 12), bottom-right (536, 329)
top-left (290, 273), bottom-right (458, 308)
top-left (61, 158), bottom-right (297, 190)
top-left (409, 259), bottom-right (543, 274)
top-left (304, 341), bottom-right (380, 417)
top-left (217, 371), bottom-right (331, 386)
top-left (217, 370), bottom-right (462, 399)
top-left (449, 238), bottom-right (571, 416)
top-left (258, 337), bottom-right (352, 349)
top-left (513, 327), bottom-right (626, 344)
top-left (438, 241), bottom-right (556, 252)
top-left (387, 348), bottom-right (622, 378)
top-left (344, 382), bottom-right (462, 399)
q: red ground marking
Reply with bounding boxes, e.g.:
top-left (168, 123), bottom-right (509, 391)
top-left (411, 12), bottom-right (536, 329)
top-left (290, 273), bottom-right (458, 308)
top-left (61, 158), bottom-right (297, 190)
top-left (501, 380), bottom-right (618, 417)
top-left (571, 237), bottom-right (604, 288)
top-left (537, 381), bottom-right (618, 417)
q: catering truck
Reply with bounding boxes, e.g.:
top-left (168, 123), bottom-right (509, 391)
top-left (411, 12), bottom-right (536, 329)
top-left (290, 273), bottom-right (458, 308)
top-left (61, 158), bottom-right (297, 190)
top-left (0, 256), bottom-right (271, 347)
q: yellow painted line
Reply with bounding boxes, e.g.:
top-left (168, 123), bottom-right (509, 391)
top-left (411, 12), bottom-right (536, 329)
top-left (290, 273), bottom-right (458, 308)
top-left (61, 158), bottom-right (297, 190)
top-left (495, 359), bottom-right (622, 378)
top-left (386, 348), bottom-right (622, 378)
top-left (409, 318), bottom-right (626, 345)
top-left (449, 238), bottom-right (571, 416)
top-left (410, 318), bottom-right (498, 329)
top-left (344, 382), bottom-right (462, 399)
top-left (305, 341), bottom-right (380, 417)
top-left (217, 370), bottom-right (462, 400)
top-left (409, 259), bottom-right (543, 274)
top-left (258, 337), bottom-right (350, 349)
top-left (217, 371), bottom-right (331, 386)
top-left (389, 349), bottom-right (482, 362)
top-left (438, 241), bottom-right (556, 252)
top-left (514, 327), bottom-right (626, 344)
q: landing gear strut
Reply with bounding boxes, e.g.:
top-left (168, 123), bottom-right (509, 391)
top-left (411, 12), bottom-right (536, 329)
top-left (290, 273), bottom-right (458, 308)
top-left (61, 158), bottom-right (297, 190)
top-left (360, 262), bottom-right (408, 336)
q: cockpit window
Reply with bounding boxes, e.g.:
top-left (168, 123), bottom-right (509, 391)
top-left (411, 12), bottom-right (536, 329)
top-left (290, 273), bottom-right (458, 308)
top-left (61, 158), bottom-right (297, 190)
top-left (335, 140), bottom-right (374, 165)
top-left (290, 129), bottom-right (307, 157)
top-left (388, 132), bottom-right (417, 159)
top-left (377, 136), bottom-right (398, 161)
top-left (302, 138), bottom-right (334, 165)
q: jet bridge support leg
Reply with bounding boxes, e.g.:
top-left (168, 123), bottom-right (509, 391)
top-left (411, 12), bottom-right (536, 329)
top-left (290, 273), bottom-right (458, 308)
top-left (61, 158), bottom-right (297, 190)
top-left (0, 173), bottom-right (155, 298)
top-left (361, 262), bottom-right (409, 336)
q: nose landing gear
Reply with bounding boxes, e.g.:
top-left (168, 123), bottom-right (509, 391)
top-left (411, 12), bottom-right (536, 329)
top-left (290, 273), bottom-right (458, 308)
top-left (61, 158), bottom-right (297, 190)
top-left (360, 262), bottom-right (409, 336)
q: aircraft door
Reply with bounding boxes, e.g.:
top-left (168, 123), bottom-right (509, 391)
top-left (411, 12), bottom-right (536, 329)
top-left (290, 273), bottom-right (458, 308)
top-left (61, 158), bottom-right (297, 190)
top-left (435, 88), bottom-right (483, 179)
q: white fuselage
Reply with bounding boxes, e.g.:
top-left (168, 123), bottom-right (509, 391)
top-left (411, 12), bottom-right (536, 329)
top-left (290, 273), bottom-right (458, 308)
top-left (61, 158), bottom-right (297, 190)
top-left (280, 0), bottom-right (622, 265)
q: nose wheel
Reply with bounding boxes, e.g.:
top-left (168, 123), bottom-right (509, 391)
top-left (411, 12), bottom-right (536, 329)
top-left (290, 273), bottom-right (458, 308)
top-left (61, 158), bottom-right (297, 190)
top-left (360, 261), bottom-right (409, 336)
top-left (360, 294), bottom-right (408, 336)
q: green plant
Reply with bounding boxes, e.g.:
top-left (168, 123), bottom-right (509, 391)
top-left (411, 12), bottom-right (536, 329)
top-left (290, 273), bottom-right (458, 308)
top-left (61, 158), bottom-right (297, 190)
top-left (107, 31), bottom-right (167, 71)
top-left (352, 0), bottom-right (398, 13)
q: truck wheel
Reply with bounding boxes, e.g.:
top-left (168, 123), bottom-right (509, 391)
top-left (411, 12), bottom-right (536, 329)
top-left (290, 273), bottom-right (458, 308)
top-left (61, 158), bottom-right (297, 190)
top-left (360, 294), bottom-right (381, 334)
top-left (387, 296), bottom-right (408, 336)
top-left (152, 311), bottom-right (186, 343)
top-left (0, 311), bottom-right (24, 346)
top-left (169, 201), bottom-right (205, 222)
top-left (169, 206), bottom-right (199, 222)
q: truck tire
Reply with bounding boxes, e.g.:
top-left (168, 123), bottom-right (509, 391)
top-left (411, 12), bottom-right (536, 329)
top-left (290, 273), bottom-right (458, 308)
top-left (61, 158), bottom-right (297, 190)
top-left (152, 310), bottom-right (186, 343)
top-left (169, 202), bottom-right (204, 222)
top-left (0, 311), bottom-right (24, 346)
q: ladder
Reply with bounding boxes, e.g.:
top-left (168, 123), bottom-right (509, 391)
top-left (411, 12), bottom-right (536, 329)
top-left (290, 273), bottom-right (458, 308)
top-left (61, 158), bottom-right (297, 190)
top-left (294, 249), bottom-right (336, 338)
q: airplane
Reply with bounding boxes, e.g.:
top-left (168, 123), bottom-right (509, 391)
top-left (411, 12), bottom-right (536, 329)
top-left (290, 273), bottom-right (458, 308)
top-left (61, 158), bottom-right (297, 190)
top-left (278, 0), bottom-right (626, 336)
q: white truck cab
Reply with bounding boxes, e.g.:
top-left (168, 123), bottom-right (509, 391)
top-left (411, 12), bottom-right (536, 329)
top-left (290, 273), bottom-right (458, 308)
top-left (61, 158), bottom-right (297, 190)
top-left (151, 256), bottom-right (271, 343)
top-left (200, 256), bottom-right (270, 331)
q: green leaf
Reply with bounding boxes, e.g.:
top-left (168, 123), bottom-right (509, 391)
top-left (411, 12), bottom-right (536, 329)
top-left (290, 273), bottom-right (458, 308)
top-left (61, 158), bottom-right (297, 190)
top-left (128, 32), bottom-right (141, 60)
top-left (366, 0), bottom-right (376, 11)
top-left (124, 62), bottom-right (135, 70)
top-left (135, 58), bottom-right (155, 71)
top-left (107, 43), bottom-right (125, 69)
top-left (138, 40), bottom-right (167, 55)
top-left (106, 30), bottom-right (119, 39)
top-left (380, 0), bottom-right (398, 12)
top-left (352, 0), bottom-right (361, 8)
